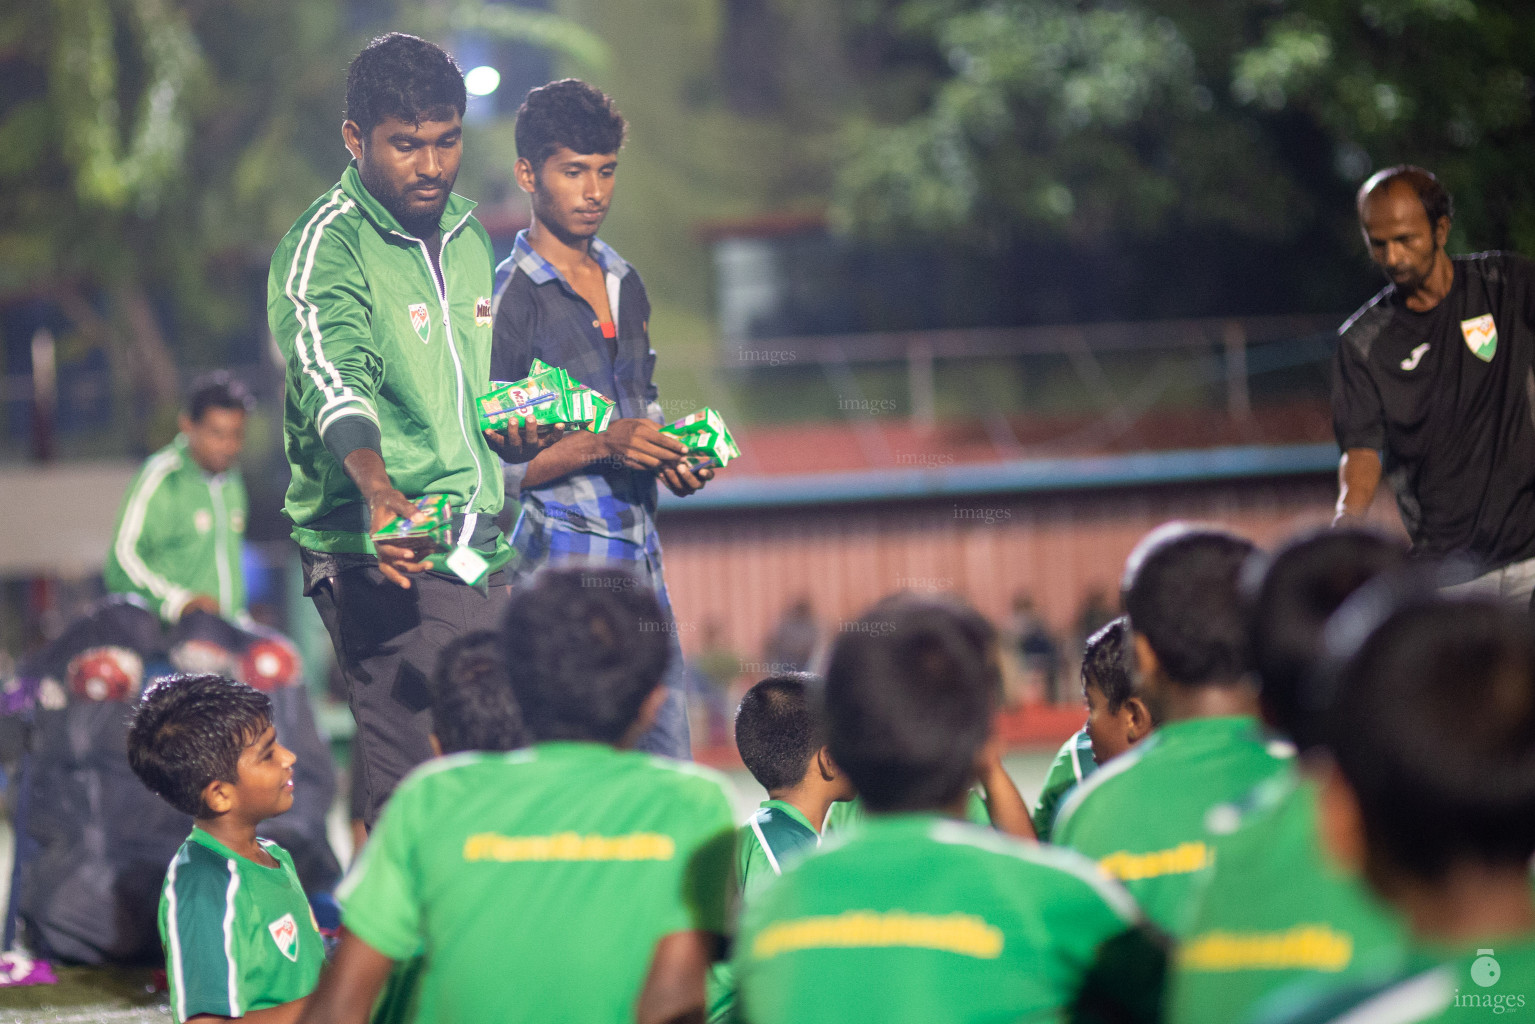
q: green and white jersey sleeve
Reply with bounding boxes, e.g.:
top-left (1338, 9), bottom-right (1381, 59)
top-left (709, 801), bottom-right (821, 1023)
top-left (1034, 727), bottom-right (1096, 843)
top-left (159, 829), bottom-right (323, 1022)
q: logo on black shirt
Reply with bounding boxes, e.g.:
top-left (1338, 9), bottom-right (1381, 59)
top-left (1401, 343), bottom-right (1430, 371)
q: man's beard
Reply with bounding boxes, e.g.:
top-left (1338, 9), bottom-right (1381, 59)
top-left (359, 162), bottom-right (453, 239)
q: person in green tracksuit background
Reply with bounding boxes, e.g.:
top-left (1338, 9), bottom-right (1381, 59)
top-left (105, 372), bottom-right (253, 624)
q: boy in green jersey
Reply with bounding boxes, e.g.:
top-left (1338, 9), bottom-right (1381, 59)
top-left (824, 594), bottom-right (1036, 839)
top-left (1261, 594), bottom-right (1535, 1024)
top-left (368, 631), bottom-right (529, 1024)
top-left (1035, 617), bottom-right (1155, 841)
top-left (1170, 528), bottom-right (1408, 1024)
top-left (708, 673), bottom-right (855, 1022)
top-left (1054, 524), bottom-right (1291, 934)
top-left (299, 569), bottom-right (736, 1024)
top-left (734, 598), bottom-right (1167, 1024)
top-left (128, 674), bottom-right (324, 1024)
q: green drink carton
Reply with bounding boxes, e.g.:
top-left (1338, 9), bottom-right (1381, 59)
top-left (477, 368), bottom-right (565, 432)
top-left (477, 360), bottom-right (616, 434)
top-left (371, 494), bottom-right (454, 553)
top-left (661, 408), bottom-right (742, 470)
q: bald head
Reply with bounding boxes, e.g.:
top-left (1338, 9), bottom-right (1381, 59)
top-left (1356, 165), bottom-right (1453, 228)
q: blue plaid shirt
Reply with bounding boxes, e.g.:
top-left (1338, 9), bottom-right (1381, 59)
top-left (490, 232), bottom-right (670, 590)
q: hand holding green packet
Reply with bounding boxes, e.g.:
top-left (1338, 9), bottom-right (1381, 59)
top-left (370, 494), bottom-right (454, 555)
top-left (660, 408), bottom-right (742, 471)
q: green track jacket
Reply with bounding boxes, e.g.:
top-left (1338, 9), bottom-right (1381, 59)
top-left (266, 163), bottom-right (505, 561)
top-left (104, 435), bottom-right (247, 623)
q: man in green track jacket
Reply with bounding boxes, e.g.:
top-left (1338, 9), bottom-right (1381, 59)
top-left (106, 372), bottom-right (253, 624)
top-left (266, 33), bottom-right (552, 825)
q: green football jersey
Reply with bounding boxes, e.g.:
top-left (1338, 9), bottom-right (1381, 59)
top-left (338, 742), bottom-right (736, 1024)
top-left (824, 790), bottom-right (990, 832)
top-left (708, 800), bottom-right (822, 1024)
top-left (159, 828), bottom-right (324, 1023)
top-left (1258, 938), bottom-right (1535, 1024)
top-left (1053, 716), bottom-right (1292, 935)
top-left (734, 813), bottom-right (1167, 1024)
top-left (1169, 771), bottom-right (1408, 1024)
top-left (1034, 727), bottom-right (1097, 843)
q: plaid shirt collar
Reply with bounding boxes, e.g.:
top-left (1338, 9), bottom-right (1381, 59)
top-left (509, 230), bottom-right (631, 287)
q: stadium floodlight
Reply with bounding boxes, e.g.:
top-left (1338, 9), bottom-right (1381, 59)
top-left (465, 65), bottom-right (501, 97)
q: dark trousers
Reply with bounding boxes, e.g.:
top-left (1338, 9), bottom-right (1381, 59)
top-left (311, 565), bottom-right (511, 826)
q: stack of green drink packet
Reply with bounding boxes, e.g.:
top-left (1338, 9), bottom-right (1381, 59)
top-left (661, 408), bottom-right (742, 471)
top-left (477, 358), bottom-right (616, 434)
top-left (370, 494), bottom-right (454, 554)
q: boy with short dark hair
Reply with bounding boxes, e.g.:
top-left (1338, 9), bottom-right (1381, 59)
top-left (128, 674), bottom-right (323, 1024)
top-left (1170, 528), bottom-right (1409, 1024)
top-left (1266, 595), bottom-right (1535, 1023)
top-left (823, 593), bottom-right (1035, 838)
top-left (1054, 524), bottom-right (1291, 934)
top-left (708, 673), bottom-right (855, 1022)
top-left (733, 599), bottom-right (1166, 1024)
top-left (429, 630), bottom-right (525, 755)
top-left (1034, 617), bottom-right (1155, 841)
top-left (297, 568), bottom-right (736, 1024)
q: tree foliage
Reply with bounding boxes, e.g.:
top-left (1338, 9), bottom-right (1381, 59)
top-left (0, 0), bottom-right (601, 446)
top-left (831, 0), bottom-right (1535, 256)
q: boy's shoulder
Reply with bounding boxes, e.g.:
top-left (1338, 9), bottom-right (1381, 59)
top-left (1054, 734), bottom-right (1157, 836)
top-left (391, 746), bottom-right (733, 818)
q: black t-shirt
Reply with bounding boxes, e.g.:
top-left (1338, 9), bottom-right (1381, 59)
top-left (1333, 252), bottom-right (1535, 574)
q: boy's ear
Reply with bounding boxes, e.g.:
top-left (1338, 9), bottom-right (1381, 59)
top-left (201, 778), bottom-right (234, 817)
top-left (1316, 757), bottom-right (1367, 877)
top-left (1123, 697), bottom-right (1153, 742)
top-left (177, 412), bottom-right (193, 436)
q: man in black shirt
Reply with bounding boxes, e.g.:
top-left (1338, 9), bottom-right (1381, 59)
top-left (1333, 165), bottom-right (1535, 600)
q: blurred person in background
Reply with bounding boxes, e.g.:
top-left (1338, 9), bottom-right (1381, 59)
top-left (1009, 592), bottom-right (1062, 702)
top-left (105, 371), bottom-right (253, 625)
top-left (764, 597), bottom-right (819, 673)
top-left (1333, 165), bottom-right (1535, 603)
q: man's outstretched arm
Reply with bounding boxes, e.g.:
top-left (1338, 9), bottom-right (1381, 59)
top-left (1334, 448), bottom-right (1382, 525)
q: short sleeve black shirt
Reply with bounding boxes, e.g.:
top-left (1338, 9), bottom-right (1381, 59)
top-left (1332, 252), bottom-right (1535, 572)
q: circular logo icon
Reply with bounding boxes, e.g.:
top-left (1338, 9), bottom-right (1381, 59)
top-left (1472, 950), bottom-right (1501, 988)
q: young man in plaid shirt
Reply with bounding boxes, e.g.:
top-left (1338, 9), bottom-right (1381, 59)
top-left (490, 79), bottom-right (710, 758)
